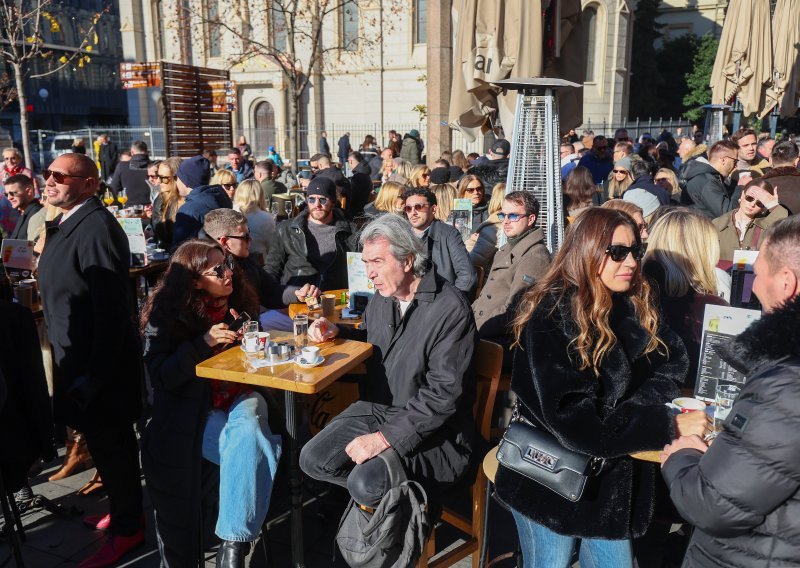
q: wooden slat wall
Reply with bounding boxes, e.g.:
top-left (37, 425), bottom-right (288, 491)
top-left (161, 62), bottom-right (233, 158)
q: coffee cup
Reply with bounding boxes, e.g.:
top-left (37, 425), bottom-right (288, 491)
top-left (672, 397), bottom-right (706, 413)
top-left (19, 279), bottom-right (38, 303)
top-left (321, 294), bottom-right (336, 317)
top-left (301, 346), bottom-right (320, 362)
top-left (257, 332), bottom-right (270, 351)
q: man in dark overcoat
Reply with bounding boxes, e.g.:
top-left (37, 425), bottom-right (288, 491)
top-left (37, 153), bottom-right (144, 568)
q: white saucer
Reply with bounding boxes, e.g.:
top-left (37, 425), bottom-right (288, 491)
top-left (295, 355), bottom-right (325, 368)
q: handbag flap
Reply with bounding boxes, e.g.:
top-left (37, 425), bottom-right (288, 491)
top-left (500, 421), bottom-right (593, 475)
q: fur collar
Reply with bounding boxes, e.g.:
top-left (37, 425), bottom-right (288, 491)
top-left (716, 295), bottom-right (800, 374)
top-left (762, 166), bottom-right (800, 180)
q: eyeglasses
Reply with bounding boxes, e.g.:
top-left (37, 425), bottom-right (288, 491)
top-left (202, 255), bottom-right (235, 279)
top-left (221, 182), bottom-right (238, 189)
top-left (421, 173), bottom-right (430, 178)
top-left (404, 203), bottom-right (430, 213)
top-left (612, 169), bottom-right (629, 174)
top-left (605, 243), bottom-right (646, 262)
top-left (307, 196), bottom-right (330, 205)
top-left (721, 155), bottom-right (738, 162)
top-left (744, 194), bottom-right (765, 208)
top-left (148, 174), bottom-right (160, 180)
top-left (654, 177), bottom-right (670, 184)
top-left (159, 175), bottom-right (176, 183)
top-left (497, 212), bottom-right (530, 222)
top-left (464, 186), bottom-right (483, 194)
top-left (43, 169), bottom-right (88, 183)
top-left (225, 232), bottom-right (252, 242)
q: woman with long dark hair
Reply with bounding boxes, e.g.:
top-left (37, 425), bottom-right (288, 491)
top-left (564, 165), bottom-right (603, 221)
top-left (140, 240), bottom-right (281, 568)
top-left (495, 208), bottom-right (708, 567)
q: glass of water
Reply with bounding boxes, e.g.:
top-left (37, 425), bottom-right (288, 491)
top-left (271, 201), bottom-right (279, 216)
top-left (284, 200), bottom-right (293, 218)
top-left (293, 314), bottom-right (309, 351)
top-left (713, 384), bottom-right (741, 435)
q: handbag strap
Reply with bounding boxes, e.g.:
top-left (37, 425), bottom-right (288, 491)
top-left (377, 448), bottom-right (408, 488)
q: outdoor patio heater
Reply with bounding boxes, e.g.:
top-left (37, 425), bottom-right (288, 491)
top-left (702, 104), bottom-right (731, 145)
top-left (492, 78), bottom-right (581, 253)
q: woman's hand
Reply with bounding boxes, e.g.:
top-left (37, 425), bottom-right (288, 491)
top-left (308, 317), bottom-right (339, 343)
top-left (675, 410), bottom-right (711, 438)
top-left (203, 323), bottom-right (238, 347)
top-left (294, 283), bottom-right (321, 303)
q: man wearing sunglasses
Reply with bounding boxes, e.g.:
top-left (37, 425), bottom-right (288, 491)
top-left (37, 153), bottom-right (145, 568)
top-left (577, 134), bottom-right (614, 184)
top-left (109, 140), bottom-right (151, 206)
top-left (472, 191), bottom-right (550, 365)
top-left (403, 188), bottom-right (475, 294)
top-left (6, 174), bottom-right (44, 241)
top-left (264, 176), bottom-right (357, 307)
top-left (681, 140), bottom-right (739, 219)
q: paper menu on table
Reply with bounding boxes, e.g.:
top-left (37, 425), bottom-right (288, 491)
top-left (693, 304), bottom-right (761, 402)
top-left (346, 251), bottom-right (374, 297)
top-left (117, 217), bottom-right (147, 266)
top-left (1, 239), bottom-right (35, 279)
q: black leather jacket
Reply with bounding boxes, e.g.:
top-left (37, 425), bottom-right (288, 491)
top-left (263, 208), bottom-right (358, 305)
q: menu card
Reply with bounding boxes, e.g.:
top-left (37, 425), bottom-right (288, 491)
top-left (693, 304), bottom-right (760, 402)
top-left (347, 251), bottom-right (374, 300)
top-left (117, 218), bottom-right (148, 267)
top-left (1, 238), bottom-right (35, 279)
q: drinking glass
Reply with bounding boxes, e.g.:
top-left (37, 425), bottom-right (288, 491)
top-left (713, 384), bottom-right (741, 434)
top-left (271, 202), bottom-right (280, 216)
top-left (118, 189), bottom-right (128, 206)
top-left (293, 314), bottom-right (309, 351)
top-left (102, 189), bottom-right (114, 206)
top-left (242, 320), bottom-right (260, 361)
top-left (284, 200), bottom-right (293, 218)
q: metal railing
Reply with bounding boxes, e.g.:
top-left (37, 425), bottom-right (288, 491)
top-left (29, 117), bottom-right (694, 168)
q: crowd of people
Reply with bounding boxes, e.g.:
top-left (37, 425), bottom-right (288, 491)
top-left (0, 123), bottom-right (799, 568)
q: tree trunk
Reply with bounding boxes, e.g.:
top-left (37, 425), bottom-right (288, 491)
top-left (288, 82), bottom-right (299, 169)
top-left (13, 63), bottom-right (33, 171)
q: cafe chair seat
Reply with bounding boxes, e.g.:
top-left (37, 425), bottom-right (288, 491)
top-left (416, 340), bottom-right (503, 568)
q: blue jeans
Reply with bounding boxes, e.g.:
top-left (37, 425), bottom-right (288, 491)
top-left (512, 510), bottom-right (633, 568)
top-left (202, 392), bottom-right (282, 542)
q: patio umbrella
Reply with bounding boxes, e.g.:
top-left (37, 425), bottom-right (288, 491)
top-left (710, 0), bottom-right (772, 116)
top-left (449, 0), bottom-right (582, 142)
top-left (761, 0), bottom-right (800, 118)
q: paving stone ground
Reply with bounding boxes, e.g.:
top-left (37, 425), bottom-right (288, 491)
top-left (2, 446), bottom-right (521, 567)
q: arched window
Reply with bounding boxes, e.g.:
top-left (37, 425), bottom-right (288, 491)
top-left (254, 101), bottom-right (276, 155)
top-left (582, 6), bottom-right (598, 82)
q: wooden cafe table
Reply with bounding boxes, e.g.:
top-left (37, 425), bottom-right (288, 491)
top-left (196, 331), bottom-right (373, 568)
top-left (288, 289), bottom-right (364, 329)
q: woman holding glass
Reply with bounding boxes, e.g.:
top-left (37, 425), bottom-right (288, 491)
top-left (141, 240), bottom-right (281, 568)
top-left (495, 208), bottom-right (708, 568)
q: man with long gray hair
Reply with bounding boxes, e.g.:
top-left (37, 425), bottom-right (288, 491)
top-left (300, 214), bottom-right (479, 510)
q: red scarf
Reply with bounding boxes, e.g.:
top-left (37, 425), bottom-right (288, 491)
top-left (204, 296), bottom-right (249, 411)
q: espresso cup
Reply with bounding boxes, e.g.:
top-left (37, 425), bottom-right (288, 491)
top-left (301, 346), bottom-right (320, 362)
top-left (672, 397), bottom-right (706, 413)
top-left (13, 285), bottom-right (32, 308)
top-left (321, 294), bottom-right (336, 318)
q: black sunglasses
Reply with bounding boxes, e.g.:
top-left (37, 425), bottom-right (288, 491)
top-left (159, 175), bottom-right (176, 183)
top-left (43, 169), bottom-right (88, 183)
top-left (744, 194), bottom-right (765, 208)
top-left (225, 232), bottom-right (252, 242)
top-left (203, 255), bottom-right (235, 279)
top-left (605, 243), bottom-right (646, 262)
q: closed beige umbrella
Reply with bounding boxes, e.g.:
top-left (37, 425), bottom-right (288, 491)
top-left (711, 0), bottom-right (772, 116)
top-left (449, 0), bottom-right (582, 142)
top-left (762, 0), bottom-right (800, 118)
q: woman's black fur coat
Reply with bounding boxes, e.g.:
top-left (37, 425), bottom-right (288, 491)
top-left (495, 291), bottom-right (687, 539)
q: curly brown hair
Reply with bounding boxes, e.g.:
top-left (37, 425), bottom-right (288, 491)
top-left (512, 207), bottom-right (665, 373)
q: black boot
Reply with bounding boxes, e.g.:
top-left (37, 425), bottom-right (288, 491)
top-left (215, 540), bottom-right (251, 568)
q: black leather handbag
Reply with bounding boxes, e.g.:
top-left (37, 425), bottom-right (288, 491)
top-left (496, 404), bottom-right (604, 502)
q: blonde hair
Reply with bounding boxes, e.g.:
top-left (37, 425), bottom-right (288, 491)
top-left (644, 209), bottom-right (720, 297)
top-left (374, 181), bottom-right (405, 213)
top-left (211, 169), bottom-right (236, 186)
top-left (233, 179), bottom-right (266, 213)
top-left (158, 157), bottom-right (184, 220)
top-left (408, 165), bottom-right (431, 188)
top-left (431, 183), bottom-right (456, 222)
top-left (655, 168), bottom-right (681, 199)
top-left (488, 183), bottom-right (506, 216)
top-left (601, 199), bottom-right (643, 219)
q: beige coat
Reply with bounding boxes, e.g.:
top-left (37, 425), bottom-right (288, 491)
top-left (713, 206), bottom-right (789, 263)
top-left (472, 227), bottom-right (551, 342)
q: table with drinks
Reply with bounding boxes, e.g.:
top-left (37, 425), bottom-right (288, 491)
top-left (288, 289), bottom-right (364, 329)
top-left (195, 315), bottom-right (373, 568)
top-left (630, 385), bottom-right (741, 463)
